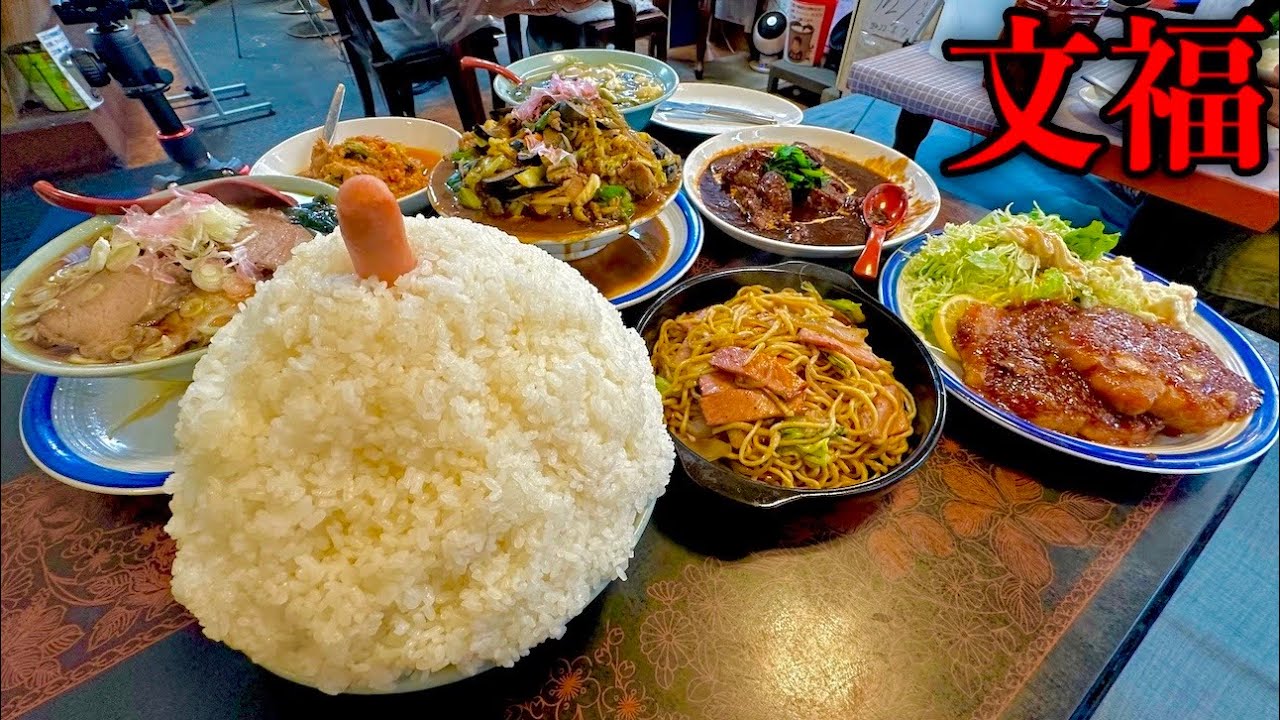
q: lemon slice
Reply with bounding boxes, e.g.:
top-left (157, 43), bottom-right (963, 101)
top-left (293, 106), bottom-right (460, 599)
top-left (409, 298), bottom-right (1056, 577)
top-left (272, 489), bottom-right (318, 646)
top-left (931, 295), bottom-right (985, 360)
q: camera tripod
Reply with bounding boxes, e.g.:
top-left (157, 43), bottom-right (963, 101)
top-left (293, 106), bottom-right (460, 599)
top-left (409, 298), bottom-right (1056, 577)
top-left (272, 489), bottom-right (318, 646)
top-left (52, 0), bottom-right (248, 186)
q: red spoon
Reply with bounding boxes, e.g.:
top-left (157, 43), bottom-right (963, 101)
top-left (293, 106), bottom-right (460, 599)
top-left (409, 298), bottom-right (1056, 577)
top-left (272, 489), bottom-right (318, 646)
top-left (32, 177), bottom-right (298, 216)
top-left (852, 183), bottom-right (909, 281)
top-left (460, 56), bottom-right (523, 85)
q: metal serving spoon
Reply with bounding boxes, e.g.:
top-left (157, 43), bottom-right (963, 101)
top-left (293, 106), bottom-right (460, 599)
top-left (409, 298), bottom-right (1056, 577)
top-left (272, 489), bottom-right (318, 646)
top-left (322, 83), bottom-right (345, 144)
top-left (851, 183), bottom-right (909, 281)
top-left (32, 177), bottom-right (298, 216)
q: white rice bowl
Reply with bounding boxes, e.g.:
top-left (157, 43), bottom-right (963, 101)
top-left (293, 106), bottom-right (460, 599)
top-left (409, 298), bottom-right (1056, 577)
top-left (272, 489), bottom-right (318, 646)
top-left (164, 216), bottom-right (674, 694)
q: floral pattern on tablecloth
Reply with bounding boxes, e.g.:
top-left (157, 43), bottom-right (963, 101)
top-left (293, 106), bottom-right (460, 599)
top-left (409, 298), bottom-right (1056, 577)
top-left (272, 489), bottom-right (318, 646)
top-left (504, 438), bottom-right (1177, 720)
top-left (0, 475), bottom-right (193, 718)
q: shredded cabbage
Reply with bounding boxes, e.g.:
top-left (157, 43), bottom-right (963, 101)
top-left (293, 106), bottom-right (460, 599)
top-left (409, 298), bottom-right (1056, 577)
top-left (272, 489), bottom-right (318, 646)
top-left (901, 205), bottom-right (1197, 335)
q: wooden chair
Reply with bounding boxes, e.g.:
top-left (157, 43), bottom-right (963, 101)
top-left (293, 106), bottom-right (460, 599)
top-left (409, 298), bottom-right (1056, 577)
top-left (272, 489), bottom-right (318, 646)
top-left (328, 0), bottom-right (499, 128)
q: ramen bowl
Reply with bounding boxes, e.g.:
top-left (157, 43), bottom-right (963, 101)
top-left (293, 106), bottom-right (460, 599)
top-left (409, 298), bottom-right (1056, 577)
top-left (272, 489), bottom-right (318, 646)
top-left (492, 48), bottom-right (679, 131)
top-left (637, 261), bottom-right (946, 508)
top-left (0, 175), bottom-right (337, 379)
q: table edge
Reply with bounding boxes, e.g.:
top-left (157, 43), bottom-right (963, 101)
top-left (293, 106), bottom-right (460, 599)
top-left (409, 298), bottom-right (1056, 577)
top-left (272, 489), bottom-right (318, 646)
top-left (1067, 450), bottom-right (1271, 720)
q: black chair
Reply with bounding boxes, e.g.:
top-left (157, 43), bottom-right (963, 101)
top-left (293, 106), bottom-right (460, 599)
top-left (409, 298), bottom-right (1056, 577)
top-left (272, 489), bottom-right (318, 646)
top-left (328, 0), bottom-right (500, 128)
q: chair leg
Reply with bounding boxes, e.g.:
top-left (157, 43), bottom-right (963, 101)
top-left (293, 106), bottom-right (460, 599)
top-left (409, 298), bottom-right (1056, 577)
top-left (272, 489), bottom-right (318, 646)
top-left (695, 0), bottom-right (713, 79)
top-left (348, 51), bottom-right (378, 116)
top-left (747, 0), bottom-right (766, 62)
top-left (653, 18), bottom-right (669, 60)
top-left (377, 69), bottom-right (413, 117)
top-left (893, 110), bottom-right (934, 159)
top-left (503, 14), bottom-right (524, 62)
top-left (473, 36), bottom-right (504, 114)
top-left (610, 2), bottom-right (637, 52)
top-left (443, 53), bottom-right (483, 129)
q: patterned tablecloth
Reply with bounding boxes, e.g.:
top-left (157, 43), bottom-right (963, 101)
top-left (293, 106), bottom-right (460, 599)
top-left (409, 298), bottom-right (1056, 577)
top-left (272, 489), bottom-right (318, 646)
top-left (1, 132), bottom-right (1277, 720)
top-left (845, 17), bottom-right (1280, 231)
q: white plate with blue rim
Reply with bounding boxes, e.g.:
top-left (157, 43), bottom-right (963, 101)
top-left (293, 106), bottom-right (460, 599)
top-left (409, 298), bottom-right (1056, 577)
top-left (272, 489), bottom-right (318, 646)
top-left (879, 235), bottom-right (1279, 475)
top-left (21, 374), bottom-right (187, 495)
top-left (586, 190), bottom-right (704, 310)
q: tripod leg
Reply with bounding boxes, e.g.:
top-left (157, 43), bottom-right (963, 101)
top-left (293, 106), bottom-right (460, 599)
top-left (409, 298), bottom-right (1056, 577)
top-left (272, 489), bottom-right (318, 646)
top-left (158, 15), bottom-right (227, 116)
top-left (231, 0), bottom-right (243, 59)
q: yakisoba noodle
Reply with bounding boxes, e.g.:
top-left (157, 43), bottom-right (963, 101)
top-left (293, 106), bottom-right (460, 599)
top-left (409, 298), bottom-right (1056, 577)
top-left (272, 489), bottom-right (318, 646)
top-left (652, 285), bottom-right (916, 489)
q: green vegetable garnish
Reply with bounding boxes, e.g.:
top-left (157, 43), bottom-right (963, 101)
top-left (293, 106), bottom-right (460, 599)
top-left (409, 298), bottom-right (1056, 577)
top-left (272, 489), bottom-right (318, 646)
top-left (284, 196), bottom-right (339, 234)
top-left (654, 375), bottom-right (671, 395)
top-left (1013, 267), bottom-right (1070, 302)
top-left (341, 141), bottom-right (370, 160)
top-left (514, 167), bottom-right (545, 189)
top-left (445, 170), bottom-right (464, 192)
top-left (901, 204), bottom-right (1190, 333)
top-left (449, 149), bottom-right (475, 162)
top-left (533, 103), bottom-right (560, 132)
top-left (1062, 220), bottom-right (1119, 261)
top-left (798, 437), bottom-right (831, 466)
top-left (457, 187), bottom-right (483, 210)
top-left (780, 427), bottom-right (808, 441)
top-left (595, 184), bottom-right (635, 218)
top-left (799, 281), bottom-right (865, 324)
top-left (828, 353), bottom-right (855, 375)
top-left (824, 298), bottom-right (865, 324)
top-left (764, 144), bottom-right (828, 191)
top-left (778, 426), bottom-right (842, 456)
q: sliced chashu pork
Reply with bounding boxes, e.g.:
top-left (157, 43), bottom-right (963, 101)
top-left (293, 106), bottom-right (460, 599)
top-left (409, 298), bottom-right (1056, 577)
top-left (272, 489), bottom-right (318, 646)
top-left (35, 267), bottom-right (190, 361)
top-left (235, 208), bottom-right (314, 273)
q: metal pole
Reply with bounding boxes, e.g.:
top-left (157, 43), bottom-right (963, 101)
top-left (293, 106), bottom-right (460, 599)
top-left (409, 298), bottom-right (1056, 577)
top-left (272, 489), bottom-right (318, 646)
top-left (155, 13), bottom-right (228, 116)
top-left (231, 0), bottom-right (243, 59)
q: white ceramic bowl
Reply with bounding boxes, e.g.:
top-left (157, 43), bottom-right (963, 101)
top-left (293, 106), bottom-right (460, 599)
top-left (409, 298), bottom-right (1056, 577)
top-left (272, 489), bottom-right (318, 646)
top-left (0, 175), bottom-right (337, 379)
top-left (491, 48), bottom-right (679, 131)
top-left (250, 117), bottom-right (462, 216)
top-left (682, 126), bottom-right (941, 259)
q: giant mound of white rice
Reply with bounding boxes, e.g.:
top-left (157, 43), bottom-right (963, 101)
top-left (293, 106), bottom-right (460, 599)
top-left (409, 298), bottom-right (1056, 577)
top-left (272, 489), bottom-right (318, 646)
top-left (165, 217), bottom-right (674, 694)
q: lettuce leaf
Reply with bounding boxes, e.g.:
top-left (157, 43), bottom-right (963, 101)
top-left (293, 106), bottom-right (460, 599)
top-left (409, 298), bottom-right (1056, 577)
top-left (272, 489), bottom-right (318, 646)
top-left (1012, 267), bottom-right (1072, 302)
top-left (1062, 220), bottom-right (1120, 261)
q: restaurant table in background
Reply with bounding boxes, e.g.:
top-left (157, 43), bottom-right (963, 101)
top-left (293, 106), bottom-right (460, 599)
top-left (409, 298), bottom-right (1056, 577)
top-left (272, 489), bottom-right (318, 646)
top-left (2, 111), bottom-right (1278, 720)
top-left (845, 17), bottom-right (1280, 233)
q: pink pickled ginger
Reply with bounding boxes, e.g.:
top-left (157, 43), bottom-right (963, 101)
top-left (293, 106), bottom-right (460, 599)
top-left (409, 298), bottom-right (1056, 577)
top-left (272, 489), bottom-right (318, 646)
top-left (522, 135), bottom-right (574, 166)
top-left (117, 189), bottom-right (221, 245)
top-left (513, 74), bottom-right (598, 122)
